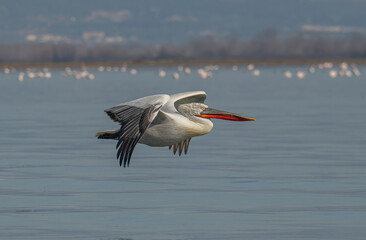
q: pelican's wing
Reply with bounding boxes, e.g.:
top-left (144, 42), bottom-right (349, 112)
top-left (161, 91), bottom-right (207, 113)
top-left (105, 94), bottom-right (170, 167)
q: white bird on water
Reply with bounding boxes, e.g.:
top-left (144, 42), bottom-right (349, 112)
top-left (96, 91), bottom-right (255, 167)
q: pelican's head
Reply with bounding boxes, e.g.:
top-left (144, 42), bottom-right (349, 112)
top-left (178, 103), bottom-right (256, 122)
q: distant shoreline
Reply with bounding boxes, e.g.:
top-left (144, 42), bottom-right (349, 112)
top-left (1, 58), bottom-right (366, 69)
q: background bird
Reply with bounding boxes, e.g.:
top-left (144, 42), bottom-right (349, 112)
top-left (96, 91), bottom-right (255, 167)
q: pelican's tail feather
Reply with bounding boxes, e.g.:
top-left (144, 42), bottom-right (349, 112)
top-left (96, 129), bottom-right (120, 139)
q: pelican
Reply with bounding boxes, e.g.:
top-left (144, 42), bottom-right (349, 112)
top-left (96, 91), bottom-right (255, 167)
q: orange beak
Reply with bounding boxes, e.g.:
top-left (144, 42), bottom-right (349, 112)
top-left (196, 108), bottom-right (256, 121)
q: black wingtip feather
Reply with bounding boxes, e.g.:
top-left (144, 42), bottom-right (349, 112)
top-left (109, 104), bottom-right (158, 168)
top-left (126, 138), bottom-right (139, 167)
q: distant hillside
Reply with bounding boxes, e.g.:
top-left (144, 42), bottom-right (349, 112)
top-left (1, 30), bottom-right (365, 63)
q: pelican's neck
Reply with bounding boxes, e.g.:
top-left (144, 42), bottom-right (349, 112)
top-left (177, 103), bottom-right (213, 135)
top-left (189, 116), bottom-right (213, 134)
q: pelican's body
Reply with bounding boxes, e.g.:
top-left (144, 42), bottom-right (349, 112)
top-left (140, 112), bottom-right (213, 146)
top-left (97, 91), bottom-right (255, 167)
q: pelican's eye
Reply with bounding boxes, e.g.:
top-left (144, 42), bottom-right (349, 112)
top-left (200, 105), bottom-right (207, 110)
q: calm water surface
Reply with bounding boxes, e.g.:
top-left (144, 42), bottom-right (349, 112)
top-left (1, 66), bottom-right (366, 240)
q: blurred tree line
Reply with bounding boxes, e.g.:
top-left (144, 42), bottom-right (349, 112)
top-left (1, 29), bottom-right (366, 62)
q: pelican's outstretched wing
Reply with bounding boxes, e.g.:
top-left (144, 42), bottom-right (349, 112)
top-left (105, 94), bottom-right (170, 167)
top-left (161, 91), bottom-right (207, 113)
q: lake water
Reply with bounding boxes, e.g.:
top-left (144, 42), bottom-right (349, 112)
top-left (1, 65), bottom-right (366, 240)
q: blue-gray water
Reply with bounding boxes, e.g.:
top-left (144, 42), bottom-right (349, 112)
top-left (1, 66), bottom-right (366, 240)
top-left (2, 0), bottom-right (366, 44)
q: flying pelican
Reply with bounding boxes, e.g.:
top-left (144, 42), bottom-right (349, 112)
top-left (96, 91), bottom-right (255, 167)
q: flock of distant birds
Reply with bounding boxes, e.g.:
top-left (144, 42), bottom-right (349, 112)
top-left (0, 61), bottom-right (362, 83)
